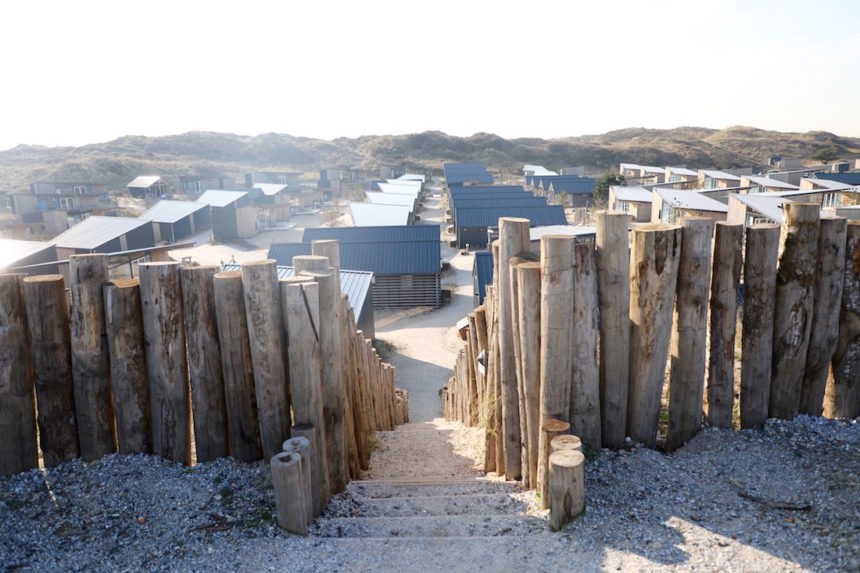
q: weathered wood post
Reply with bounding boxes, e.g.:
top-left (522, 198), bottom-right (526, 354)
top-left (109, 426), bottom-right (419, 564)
top-left (492, 242), bottom-right (505, 475)
top-left (181, 265), bottom-right (229, 461)
top-left (69, 254), bottom-right (115, 460)
top-left (139, 262), bottom-right (191, 465)
top-left (740, 224), bottom-right (780, 428)
top-left (104, 278), bottom-right (152, 454)
top-left (282, 435), bottom-right (314, 526)
top-left (570, 243), bottom-right (601, 450)
top-left (290, 423), bottom-right (326, 517)
top-left (281, 277), bottom-right (330, 511)
top-left (241, 260), bottom-right (291, 461)
top-left (539, 418), bottom-right (571, 510)
top-left (705, 222), bottom-right (743, 428)
top-left (627, 224), bottom-right (682, 448)
top-left (538, 236), bottom-right (574, 500)
top-left (800, 216), bottom-right (847, 415)
top-left (517, 261), bottom-right (542, 489)
top-left (770, 203), bottom-right (820, 420)
top-left (467, 313), bottom-right (482, 427)
top-left (212, 271), bottom-right (263, 462)
top-left (551, 434), bottom-right (583, 454)
top-left (498, 217), bottom-right (530, 480)
top-left (483, 285), bottom-right (497, 473)
top-left (24, 274), bottom-right (79, 466)
top-left (548, 449), bottom-right (585, 532)
top-left (508, 255), bottom-right (528, 485)
top-left (0, 274), bottom-right (38, 475)
top-left (595, 212), bottom-right (630, 448)
top-left (666, 217), bottom-right (714, 451)
top-left (294, 255), bottom-right (348, 493)
top-left (271, 451), bottom-right (309, 536)
top-left (825, 220), bottom-right (860, 419)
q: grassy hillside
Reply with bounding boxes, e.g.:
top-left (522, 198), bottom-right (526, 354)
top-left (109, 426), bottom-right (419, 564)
top-left (0, 127), bottom-right (857, 193)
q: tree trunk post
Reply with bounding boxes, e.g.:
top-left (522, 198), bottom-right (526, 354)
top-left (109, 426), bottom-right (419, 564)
top-left (800, 216), bottom-right (847, 415)
top-left (104, 278), bottom-right (152, 454)
top-left (24, 274), bottom-right (79, 467)
top-left (740, 224), bottom-right (781, 428)
top-left (595, 211), bottom-right (631, 448)
top-left (570, 243), bottom-right (601, 450)
top-left (627, 224), bottom-right (682, 448)
top-left (666, 217), bottom-right (714, 451)
top-left (539, 418), bottom-right (570, 510)
top-left (548, 449), bottom-right (585, 531)
top-left (705, 222), bottom-right (743, 428)
top-left (0, 274), bottom-right (38, 475)
top-left (770, 203), bottom-right (820, 420)
top-left (517, 261), bottom-right (541, 489)
top-left (282, 435), bottom-right (314, 525)
top-left (139, 262), bottom-right (191, 465)
top-left (181, 265), bottom-right (229, 461)
top-left (271, 451), bottom-right (309, 536)
top-left (241, 259), bottom-right (291, 461)
top-left (212, 271), bottom-right (263, 462)
top-left (68, 254), bottom-right (115, 460)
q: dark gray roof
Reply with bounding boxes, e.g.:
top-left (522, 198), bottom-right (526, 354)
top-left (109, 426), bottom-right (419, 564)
top-left (444, 163), bottom-right (494, 186)
top-left (455, 205), bottom-right (567, 228)
top-left (473, 251), bottom-right (494, 305)
top-left (451, 197), bottom-right (548, 209)
top-left (815, 173), bottom-right (860, 186)
top-left (302, 225), bottom-right (440, 243)
top-left (52, 216), bottom-right (152, 250)
top-left (269, 239), bottom-right (441, 276)
top-left (221, 263), bottom-right (372, 324)
top-left (139, 200), bottom-right (208, 224)
top-left (449, 185), bottom-right (524, 194)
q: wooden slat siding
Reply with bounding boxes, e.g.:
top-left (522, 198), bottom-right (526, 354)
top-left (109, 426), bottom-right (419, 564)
top-left (372, 274), bottom-right (440, 308)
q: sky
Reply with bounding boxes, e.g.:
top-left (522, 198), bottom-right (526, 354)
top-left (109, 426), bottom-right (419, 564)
top-left (0, 0), bottom-right (858, 150)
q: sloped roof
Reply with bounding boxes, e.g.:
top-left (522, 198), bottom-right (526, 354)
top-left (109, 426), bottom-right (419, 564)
top-left (444, 163), bottom-right (494, 186)
top-left (729, 193), bottom-right (793, 225)
top-left (640, 166), bottom-right (666, 174)
top-left (452, 197), bottom-right (548, 210)
top-left (348, 202), bottom-right (412, 226)
top-left (196, 190), bottom-right (248, 207)
top-left (700, 169), bottom-right (742, 181)
top-left (365, 192), bottom-right (416, 207)
top-left (451, 185), bottom-right (525, 194)
top-left (127, 175), bottom-right (162, 189)
top-left (611, 186), bottom-right (653, 203)
top-left (530, 175), bottom-right (597, 195)
top-left (814, 173), bottom-right (860, 186)
top-left (221, 262), bottom-right (372, 323)
top-left (666, 167), bottom-right (698, 177)
top-left (656, 188), bottom-right (728, 213)
top-left (269, 240), bottom-right (440, 275)
top-left (396, 173), bottom-right (426, 182)
top-left (252, 183), bottom-right (289, 196)
top-left (139, 200), bottom-right (208, 224)
top-left (473, 251), bottom-right (494, 304)
top-left (523, 164), bottom-right (558, 176)
top-left (455, 205), bottom-right (568, 228)
top-left (303, 225), bottom-right (440, 243)
top-left (384, 179), bottom-right (422, 190)
top-left (376, 182), bottom-right (420, 196)
top-left (620, 163), bottom-right (640, 171)
top-left (53, 216), bottom-right (151, 250)
top-left (744, 176), bottom-right (799, 190)
top-left (768, 188), bottom-right (844, 198)
top-left (0, 239), bottom-right (55, 270)
top-left (529, 225), bottom-right (596, 241)
top-left (808, 175), bottom-right (859, 189)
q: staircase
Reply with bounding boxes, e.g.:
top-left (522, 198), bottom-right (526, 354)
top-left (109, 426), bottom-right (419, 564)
top-left (310, 422), bottom-right (549, 539)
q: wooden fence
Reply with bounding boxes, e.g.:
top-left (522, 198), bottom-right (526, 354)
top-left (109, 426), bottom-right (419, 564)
top-left (0, 243), bottom-right (407, 520)
top-left (443, 207), bottom-right (860, 496)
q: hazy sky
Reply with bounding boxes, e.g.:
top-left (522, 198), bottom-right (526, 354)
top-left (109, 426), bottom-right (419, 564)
top-left (1, 0), bottom-right (858, 150)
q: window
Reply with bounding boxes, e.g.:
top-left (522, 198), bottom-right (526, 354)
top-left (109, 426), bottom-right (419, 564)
top-left (73, 185), bottom-right (88, 195)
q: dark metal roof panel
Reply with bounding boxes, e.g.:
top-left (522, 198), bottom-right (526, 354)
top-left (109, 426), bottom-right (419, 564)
top-left (452, 197), bottom-right (548, 209)
top-left (449, 185), bottom-right (524, 194)
top-left (302, 225), bottom-right (440, 243)
top-left (269, 240), bottom-right (440, 275)
top-left (473, 250), bottom-right (494, 304)
top-left (444, 163), bottom-right (494, 185)
top-left (454, 205), bottom-right (568, 228)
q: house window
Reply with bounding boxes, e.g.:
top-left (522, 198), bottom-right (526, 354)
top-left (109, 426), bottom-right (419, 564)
top-left (661, 202), bottom-right (675, 223)
top-left (277, 175), bottom-right (288, 184)
top-left (59, 197), bottom-right (78, 210)
top-left (73, 185), bottom-right (87, 195)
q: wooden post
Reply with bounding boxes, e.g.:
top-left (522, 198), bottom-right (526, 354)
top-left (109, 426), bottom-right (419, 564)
top-left (497, 217), bottom-right (530, 480)
top-left (570, 243), bottom-right (601, 450)
top-left (666, 217), bottom-right (714, 451)
top-left (508, 255), bottom-right (528, 486)
top-left (770, 203), bottom-right (820, 420)
top-left (181, 265), bottom-right (229, 461)
top-left (282, 435), bottom-right (314, 525)
top-left (595, 212), bottom-right (631, 448)
top-left (551, 434), bottom-right (582, 453)
top-left (539, 418), bottom-right (570, 510)
top-left (104, 278), bottom-right (152, 454)
top-left (139, 262), bottom-right (191, 465)
top-left (467, 313), bottom-right (481, 427)
top-left (627, 224), bottom-right (682, 448)
top-left (800, 217), bottom-right (847, 415)
top-left (68, 254), bottom-right (115, 460)
top-left (281, 278), bottom-right (330, 507)
top-left (538, 236), bottom-right (574, 498)
top-left (825, 221), bottom-right (860, 419)
top-left (517, 261), bottom-right (541, 489)
top-left (290, 423), bottom-right (326, 517)
top-left (483, 285), bottom-right (497, 473)
top-left (294, 255), bottom-right (348, 494)
top-left (241, 260), bottom-right (291, 461)
top-left (212, 271), bottom-right (263, 462)
top-left (548, 449), bottom-right (585, 531)
top-left (705, 222), bottom-right (744, 428)
top-left (23, 274), bottom-right (79, 467)
top-left (271, 451), bottom-right (309, 536)
top-left (0, 274), bottom-right (37, 475)
top-left (740, 225), bottom-right (780, 428)
top-left (492, 242), bottom-right (505, 475)
top-left (311, 240), bottom-right (341, 289)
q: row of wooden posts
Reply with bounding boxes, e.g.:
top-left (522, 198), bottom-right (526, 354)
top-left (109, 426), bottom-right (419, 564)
top-left (443, 206), bottom-right (860, 498)
top-left (0, 240), bottom-right (408, 522)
